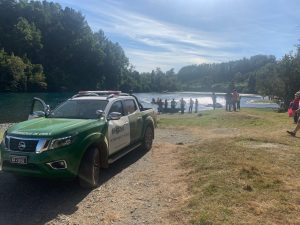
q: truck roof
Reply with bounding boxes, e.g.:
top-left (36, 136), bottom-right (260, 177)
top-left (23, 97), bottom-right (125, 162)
top-left (71, 91), bottom-right (134, 101)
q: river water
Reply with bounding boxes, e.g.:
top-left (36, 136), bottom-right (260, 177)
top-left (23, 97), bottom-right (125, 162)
top-left (0, 92), bottom-right (279, 123)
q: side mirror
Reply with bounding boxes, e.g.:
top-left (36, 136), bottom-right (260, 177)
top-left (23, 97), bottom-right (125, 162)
top-left (33, 111), bottom-right (46, 118)
top-left (108, 112), bottom-right (122, 120)
top-left (96, 110), bottom-right (105, 119)
top-left (45, 105), bottom-right (51, 116)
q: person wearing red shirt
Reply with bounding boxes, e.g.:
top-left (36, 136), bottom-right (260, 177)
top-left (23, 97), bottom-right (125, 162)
top-left (287, 91), bottom-right (300, 136)
top-left (291, 95), bottom-right (300, 123)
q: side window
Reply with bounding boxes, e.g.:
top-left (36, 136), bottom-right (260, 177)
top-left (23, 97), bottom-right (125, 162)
top-left (123, 99), bottom-right (137, 115)
top-left (30, 98), bottom-right (47, 114)
top-left (32, 101), bottom-right (45, 112)
top-left (109, 101), bottom-right (124, 115)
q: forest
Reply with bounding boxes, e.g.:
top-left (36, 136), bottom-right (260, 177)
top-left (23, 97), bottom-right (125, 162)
top-left (1, 0), bottom-right (300, 106)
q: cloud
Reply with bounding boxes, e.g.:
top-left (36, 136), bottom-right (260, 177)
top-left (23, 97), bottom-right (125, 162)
top-left (80, 2), bottom-right (247, 71)
top-left (55, 0), bottom-right (300, 72)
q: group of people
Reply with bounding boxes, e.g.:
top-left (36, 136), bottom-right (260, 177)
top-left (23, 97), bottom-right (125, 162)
top-left (154, 98), bottom-right (180, 113)
top-left (225, 89), bottom-right (241, 112)
top-left (185, 98), bottom-right (199, 114)
top-left (153, 90), bottom-right (241, 114)
top-left (153, 97), bottom-right (200, 114)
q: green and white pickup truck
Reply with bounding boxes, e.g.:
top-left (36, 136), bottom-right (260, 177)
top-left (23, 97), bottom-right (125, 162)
top-left (0, 91), bottom-right (156, 188)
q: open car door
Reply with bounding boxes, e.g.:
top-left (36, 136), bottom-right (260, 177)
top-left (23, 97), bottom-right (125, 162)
top-left (28, 97), bottom-right (50, 120)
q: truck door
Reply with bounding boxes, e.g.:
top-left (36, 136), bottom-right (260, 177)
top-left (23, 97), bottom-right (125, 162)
top-left (28, 97), bottom-right (50, 120)
top-left (123, 99), bottom-right (143, 144)
top-left (107, 100), bottom-right (130, 154)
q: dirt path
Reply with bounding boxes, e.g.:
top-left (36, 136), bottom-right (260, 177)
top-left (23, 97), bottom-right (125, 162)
top-left (0, 128), bottom-right (197, 225)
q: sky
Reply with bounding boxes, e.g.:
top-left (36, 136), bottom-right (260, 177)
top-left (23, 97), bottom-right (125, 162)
top-left (54, 0), bottom-right (300, 72)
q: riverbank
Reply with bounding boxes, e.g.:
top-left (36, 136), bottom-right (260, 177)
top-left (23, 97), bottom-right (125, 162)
top-left (1, 109), bottom-right (299, 224)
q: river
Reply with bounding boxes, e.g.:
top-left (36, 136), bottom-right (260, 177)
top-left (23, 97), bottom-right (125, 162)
top-left (0, 92), bottom-right (279, 123)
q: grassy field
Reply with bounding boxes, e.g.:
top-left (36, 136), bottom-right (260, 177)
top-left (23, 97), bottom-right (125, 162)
top-left (158, 109), bottom-right (300, 225)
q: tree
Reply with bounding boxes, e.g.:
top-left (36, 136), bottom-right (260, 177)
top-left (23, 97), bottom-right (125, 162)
top-left (0, 49), bottom-right (46, 91)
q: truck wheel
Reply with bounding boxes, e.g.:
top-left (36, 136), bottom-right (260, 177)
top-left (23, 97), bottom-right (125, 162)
top-left (78, 147), bottom-right (100, 189)
top-left (141, 126), bottom-right (154, 151)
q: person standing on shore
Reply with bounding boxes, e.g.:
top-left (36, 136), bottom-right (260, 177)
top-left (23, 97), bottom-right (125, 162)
top-left (157, 98), bottom-right (163, 114)
top-left (171, 99), bottom-right (176, 109)
top-left (232, 89), bottom-right (239, 112)
top-left (287, 91), bottom-right (300, 136)
top-left (189, 98), bottom-right (194, 113)
top-left (212, 92), bottom-right (217, 110)
top-left (225, 92), bottom-right (232, 111)
top-left (290, 93), bottom-right (300, 123)
top-left (237, 95), bottom-right (241, 111)
top-left (164, 99), bottom-right (168, 109)
top-left (180, 98), bottom-right (186, 114)
top-left (195, 99), bottom-right (199, 113)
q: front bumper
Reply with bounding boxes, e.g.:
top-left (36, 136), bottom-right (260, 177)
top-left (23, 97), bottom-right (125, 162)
top-left (0, 144), bottom-right (80, 179)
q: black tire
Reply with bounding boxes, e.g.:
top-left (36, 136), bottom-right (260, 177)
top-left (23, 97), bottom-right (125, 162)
top-left (78, 147), bottom-right (100, 189)
top-left (141, 126), bottom-right (154, 151)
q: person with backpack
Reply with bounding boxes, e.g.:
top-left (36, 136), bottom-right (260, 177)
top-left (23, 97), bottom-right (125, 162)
top-left (290, 93), bottom-right (300, 123)
top-left (287, 91), bottom-right (300, 136)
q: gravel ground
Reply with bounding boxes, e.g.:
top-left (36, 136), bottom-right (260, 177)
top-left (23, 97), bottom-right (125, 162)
top-left (0, 127), bottom-right (197, 225)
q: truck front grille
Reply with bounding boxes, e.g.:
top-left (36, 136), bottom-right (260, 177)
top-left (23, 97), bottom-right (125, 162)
top-left (9, 138), bottom-right (39, 152)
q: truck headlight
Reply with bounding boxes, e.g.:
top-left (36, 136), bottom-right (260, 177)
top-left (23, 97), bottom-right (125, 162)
top-left (49, 136), bottom-right (74, 150)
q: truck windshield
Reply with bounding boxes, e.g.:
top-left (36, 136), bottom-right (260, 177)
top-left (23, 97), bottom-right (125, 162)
top-left (48, 99), bottom-right (108, 119)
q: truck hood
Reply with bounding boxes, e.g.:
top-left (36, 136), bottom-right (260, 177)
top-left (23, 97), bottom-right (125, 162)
top-left (7, 117), bottom-right (105, 137)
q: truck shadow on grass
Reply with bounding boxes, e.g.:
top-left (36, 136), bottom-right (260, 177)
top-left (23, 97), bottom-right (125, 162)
top-left (0, 147), bottom-right (149, 225)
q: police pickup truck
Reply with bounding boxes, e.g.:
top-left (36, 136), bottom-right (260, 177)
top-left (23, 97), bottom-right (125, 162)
top-left (0, 91), bottom-right (156, 188)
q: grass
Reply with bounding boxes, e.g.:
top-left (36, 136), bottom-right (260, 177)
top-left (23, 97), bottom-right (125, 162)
top-left (250, 99), bottom-right (279, 104)
top-left (158, 108), bottom-right (300, 225)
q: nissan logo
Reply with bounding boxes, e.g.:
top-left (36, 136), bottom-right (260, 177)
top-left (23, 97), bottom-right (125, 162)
top-left (18, 141), bottom-right (26, 151)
